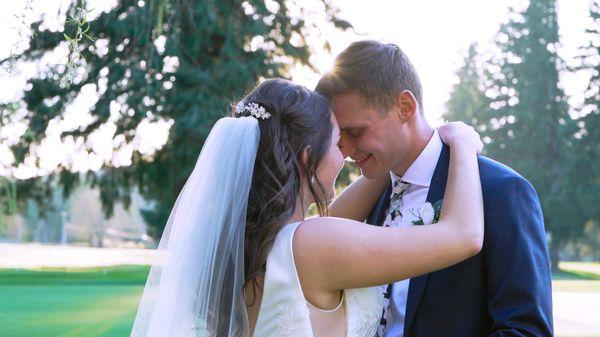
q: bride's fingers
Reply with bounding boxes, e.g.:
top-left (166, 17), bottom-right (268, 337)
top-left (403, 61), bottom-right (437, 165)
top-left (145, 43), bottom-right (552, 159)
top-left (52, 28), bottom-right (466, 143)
top-left (464, 125), bottom-right (483, 155)
top-left (475, 133), bottom-right (484, 155)
top-left (466, 125), bottom-right (484, 155)
top-left (438, 122), bottom-right (483, 153)
top-left (438, 121), bottom-right (469, 144)
top-left (437, 122), bottom-right (457, 144)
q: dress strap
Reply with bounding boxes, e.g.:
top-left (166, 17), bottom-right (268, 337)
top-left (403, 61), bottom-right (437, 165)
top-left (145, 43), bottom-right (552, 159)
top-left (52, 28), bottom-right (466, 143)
top-left (306, 293), bottom-right (345, 313)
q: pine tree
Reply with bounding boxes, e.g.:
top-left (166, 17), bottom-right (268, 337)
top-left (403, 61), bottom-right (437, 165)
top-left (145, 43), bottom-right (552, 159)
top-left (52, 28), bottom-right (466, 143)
top-left (2, 0), bottom-right (349, 239)
top-left (486, 0), bottom-right (579, 270)
top-left (445, 43), bottom-right (493, 143)
top-left (572, 0), bottom-right (600, 235)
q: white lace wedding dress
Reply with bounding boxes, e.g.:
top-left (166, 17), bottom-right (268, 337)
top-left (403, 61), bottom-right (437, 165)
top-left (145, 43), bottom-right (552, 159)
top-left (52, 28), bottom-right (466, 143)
top-left (252, 222), bottom-right (383, 337)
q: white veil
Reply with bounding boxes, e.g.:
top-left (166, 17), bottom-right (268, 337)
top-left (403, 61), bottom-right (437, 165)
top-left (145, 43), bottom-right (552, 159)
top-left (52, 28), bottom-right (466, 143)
top-left (130, 117), bottom-right (259, 337)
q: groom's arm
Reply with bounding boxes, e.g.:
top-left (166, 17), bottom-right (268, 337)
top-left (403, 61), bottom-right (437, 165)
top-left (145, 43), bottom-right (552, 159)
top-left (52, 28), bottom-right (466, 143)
top-left (484, 174), bottom-right (553, 336)
top-left (328, 174), bottom-right (389, 221)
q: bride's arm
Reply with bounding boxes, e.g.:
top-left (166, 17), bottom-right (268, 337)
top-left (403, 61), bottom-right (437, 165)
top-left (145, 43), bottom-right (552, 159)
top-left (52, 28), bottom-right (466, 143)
top-left (326, 171), bottom-right (389, 221)
top-left (295, 122), bottom-right (485, 291)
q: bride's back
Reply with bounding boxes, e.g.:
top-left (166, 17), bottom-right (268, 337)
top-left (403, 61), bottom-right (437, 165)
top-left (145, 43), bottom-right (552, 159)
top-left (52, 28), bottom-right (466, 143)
top-left (245, 222), bottom-right (380, 337)
top-left (245, 257), bottom-right (348, 337)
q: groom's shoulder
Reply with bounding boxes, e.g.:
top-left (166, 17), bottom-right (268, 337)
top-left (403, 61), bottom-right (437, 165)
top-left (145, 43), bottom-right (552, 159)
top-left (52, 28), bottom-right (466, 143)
top-left (476, 155), bottom-right (535, 194)
top-left (477, 155), bottom-right (519, 178)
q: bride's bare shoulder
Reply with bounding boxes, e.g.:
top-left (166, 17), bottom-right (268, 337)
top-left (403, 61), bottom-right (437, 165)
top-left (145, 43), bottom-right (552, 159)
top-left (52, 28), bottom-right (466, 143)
top-left (292, 216), bottom-right (384, 291)
top-left (297, 216), bottom-right (358, 234)
top-left (294, 216), bottom-right (371, 251)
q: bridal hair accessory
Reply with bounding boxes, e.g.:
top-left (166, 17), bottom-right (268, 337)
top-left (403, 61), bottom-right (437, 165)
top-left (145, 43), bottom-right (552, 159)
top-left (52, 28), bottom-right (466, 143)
top-left (236, 101), bottom-right (271, 120)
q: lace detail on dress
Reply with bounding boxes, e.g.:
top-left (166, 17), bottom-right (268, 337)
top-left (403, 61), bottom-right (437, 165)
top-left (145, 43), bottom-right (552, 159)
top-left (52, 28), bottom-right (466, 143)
top-left (349, 291), bottom-right (380, 337)
top-left (277, 303), bottom-right (299, 336)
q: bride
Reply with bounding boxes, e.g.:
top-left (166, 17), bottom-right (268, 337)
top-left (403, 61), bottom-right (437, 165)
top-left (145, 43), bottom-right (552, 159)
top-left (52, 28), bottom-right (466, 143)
top-left (130, 78), bottom-right (484, 337)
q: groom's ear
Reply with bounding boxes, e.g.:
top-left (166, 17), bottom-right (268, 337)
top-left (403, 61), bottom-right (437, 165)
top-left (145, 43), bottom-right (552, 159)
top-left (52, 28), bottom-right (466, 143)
top-left (394, 90), bottom-right (418, 122)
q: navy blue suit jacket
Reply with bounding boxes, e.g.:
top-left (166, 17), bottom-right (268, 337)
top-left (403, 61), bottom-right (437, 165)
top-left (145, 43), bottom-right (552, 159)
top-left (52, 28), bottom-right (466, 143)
top-left (367, 145), bottom-right (553, 336)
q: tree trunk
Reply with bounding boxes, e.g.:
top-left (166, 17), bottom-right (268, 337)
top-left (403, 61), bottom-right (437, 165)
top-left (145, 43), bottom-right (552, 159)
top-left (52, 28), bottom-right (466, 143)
top-left (550, 239), bottom-right (561, 272)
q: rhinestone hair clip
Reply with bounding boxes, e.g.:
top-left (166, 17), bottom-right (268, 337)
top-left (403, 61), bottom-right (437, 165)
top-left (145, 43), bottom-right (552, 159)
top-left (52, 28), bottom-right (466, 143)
top-left (235, 101), bottom-right (271, 120)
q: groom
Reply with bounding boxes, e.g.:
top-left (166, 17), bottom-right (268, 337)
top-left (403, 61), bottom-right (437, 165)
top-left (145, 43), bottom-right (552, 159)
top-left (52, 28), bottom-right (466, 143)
top-left (316, 40), bottom-right (553, 336)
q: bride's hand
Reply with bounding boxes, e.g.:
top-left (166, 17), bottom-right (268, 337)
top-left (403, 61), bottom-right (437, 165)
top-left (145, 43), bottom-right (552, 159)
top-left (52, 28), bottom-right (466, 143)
top-left (438, 121), bottom-right (484, 155)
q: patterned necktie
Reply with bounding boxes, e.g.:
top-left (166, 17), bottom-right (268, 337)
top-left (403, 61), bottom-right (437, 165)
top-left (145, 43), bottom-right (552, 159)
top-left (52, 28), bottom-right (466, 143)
top-left (388, 179), bottom-right (410, 221)
top-left (377, 179), bottom-right (410, 337)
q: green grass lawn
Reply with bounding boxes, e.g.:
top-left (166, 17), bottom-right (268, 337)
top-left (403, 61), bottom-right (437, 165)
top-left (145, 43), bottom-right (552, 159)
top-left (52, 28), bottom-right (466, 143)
top-left (0, 266), bottom-right (149, 337)
top-left (0, 262), bottom-right (599, 337)
top-left (553, 261), bottom-right (600, 292)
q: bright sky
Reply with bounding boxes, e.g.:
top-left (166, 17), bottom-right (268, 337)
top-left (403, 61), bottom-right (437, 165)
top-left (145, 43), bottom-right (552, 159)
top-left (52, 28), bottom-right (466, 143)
top-left (0, 0), bottom-right (592, 178)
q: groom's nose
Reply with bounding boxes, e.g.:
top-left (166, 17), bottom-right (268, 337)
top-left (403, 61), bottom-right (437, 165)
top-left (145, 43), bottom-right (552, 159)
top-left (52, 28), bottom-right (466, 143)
top-left (339, 135), bottom-right (354, 158)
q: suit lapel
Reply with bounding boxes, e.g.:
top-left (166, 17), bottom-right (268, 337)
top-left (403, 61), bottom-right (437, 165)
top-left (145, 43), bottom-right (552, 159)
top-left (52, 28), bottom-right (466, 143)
top-left (403, 144), bottom-right (450, 335)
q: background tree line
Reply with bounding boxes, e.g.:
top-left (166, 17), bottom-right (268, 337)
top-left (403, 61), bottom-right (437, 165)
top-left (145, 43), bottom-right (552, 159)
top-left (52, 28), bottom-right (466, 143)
top-left (0, 0), bottom-right (597, 270)
top-left (0, 0), bottom-right (349, 239)
top-left (446, 0), bottom-right (599, 270)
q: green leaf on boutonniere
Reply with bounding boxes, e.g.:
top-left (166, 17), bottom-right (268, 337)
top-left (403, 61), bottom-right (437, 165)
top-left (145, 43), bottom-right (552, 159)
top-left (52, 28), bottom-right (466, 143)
top-left (432, 199), bottom-right (443, 223)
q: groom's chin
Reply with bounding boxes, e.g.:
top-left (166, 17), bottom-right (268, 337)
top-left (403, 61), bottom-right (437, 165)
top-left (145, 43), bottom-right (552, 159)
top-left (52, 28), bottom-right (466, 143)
top-left (360, 169), bottom-right (373, 179)
top-left (360, 168), bottom-right (383, 179)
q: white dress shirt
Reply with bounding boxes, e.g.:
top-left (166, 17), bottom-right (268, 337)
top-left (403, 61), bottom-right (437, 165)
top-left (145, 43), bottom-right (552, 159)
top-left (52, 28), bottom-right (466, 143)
top-left (383, 129), bottom-right (443, 337)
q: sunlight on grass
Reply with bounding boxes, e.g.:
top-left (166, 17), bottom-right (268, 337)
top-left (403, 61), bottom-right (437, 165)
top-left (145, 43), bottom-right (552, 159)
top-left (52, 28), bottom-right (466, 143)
top-left (553, 261), bottom-right (600, 292)
top-left (0, 265), bottom-right (149, 337)
top-left (1, 262), bottom-right (599, 337)
top-left (559, 262), bottom-right (600, 278)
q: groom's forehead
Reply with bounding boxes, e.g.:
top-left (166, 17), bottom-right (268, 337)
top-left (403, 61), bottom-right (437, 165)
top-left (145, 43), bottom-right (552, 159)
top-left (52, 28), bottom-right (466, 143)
top-left (331, 91), bottom-right (364, 109)
top-left (334, 107), bottom-right (379, 129)
top-left (339, 119), bottom-right (370, 131)
top-left (332, 94), bottom-right (382, 119)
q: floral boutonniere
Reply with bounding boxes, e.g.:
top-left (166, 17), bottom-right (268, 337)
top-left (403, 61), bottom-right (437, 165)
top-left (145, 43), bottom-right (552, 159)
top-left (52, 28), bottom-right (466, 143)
top-left (411, 199), bottom-right (443, 225)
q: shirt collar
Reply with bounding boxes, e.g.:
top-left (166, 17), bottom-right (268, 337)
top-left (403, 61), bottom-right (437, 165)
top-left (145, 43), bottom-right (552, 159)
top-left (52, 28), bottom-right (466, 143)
top-left (390, 129), bottom-right (443, 188)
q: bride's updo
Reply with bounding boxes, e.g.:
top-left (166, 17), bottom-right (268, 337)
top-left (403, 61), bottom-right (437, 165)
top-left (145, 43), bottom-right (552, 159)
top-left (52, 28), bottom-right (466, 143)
top-left (232, 78), bottom-right (333, 290)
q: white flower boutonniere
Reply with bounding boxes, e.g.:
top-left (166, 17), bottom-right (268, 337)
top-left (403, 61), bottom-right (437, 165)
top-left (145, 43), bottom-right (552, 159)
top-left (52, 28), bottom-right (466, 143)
top-left (411, 199), bottom-right (443, 225)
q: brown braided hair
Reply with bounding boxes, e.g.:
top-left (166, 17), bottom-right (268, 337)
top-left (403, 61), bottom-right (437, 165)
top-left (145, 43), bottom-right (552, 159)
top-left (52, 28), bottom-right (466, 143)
top-left (231, 78), bottom-right (333, 300)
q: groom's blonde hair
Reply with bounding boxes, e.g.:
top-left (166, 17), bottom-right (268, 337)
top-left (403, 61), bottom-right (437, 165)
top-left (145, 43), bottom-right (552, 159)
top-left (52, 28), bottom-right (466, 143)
top-left (316, 40), bottom-right (423, 113)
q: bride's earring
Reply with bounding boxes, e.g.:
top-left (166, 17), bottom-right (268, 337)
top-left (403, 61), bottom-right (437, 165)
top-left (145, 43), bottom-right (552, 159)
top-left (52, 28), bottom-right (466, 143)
top-left (311, 175), bottom-right (316, 184)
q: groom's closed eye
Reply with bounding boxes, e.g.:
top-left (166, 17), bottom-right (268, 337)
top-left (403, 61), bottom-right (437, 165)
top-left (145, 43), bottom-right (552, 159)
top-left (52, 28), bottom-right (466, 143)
top-left (343, 129), bottom-right (363, 138)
